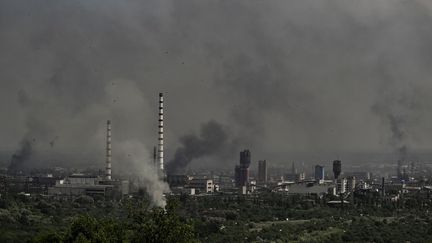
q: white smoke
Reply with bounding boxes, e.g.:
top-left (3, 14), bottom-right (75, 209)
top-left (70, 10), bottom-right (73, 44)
top-left (115, 139), bottom-right (170, 207)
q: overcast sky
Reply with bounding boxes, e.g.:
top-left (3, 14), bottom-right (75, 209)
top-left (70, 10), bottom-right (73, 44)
top-left (2, 0), bottom-right (432, 170)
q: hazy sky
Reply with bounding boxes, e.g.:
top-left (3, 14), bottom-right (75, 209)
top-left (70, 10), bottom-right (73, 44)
top-left (2, 0), bottom-right (432, 170)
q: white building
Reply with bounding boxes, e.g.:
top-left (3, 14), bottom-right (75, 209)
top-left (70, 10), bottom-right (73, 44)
top-left (346, 176), bottom-right (356, 193)
top-left (187, 179), bottom-right (214, 194)
top-left (336, 178), bottom-right (347, 194)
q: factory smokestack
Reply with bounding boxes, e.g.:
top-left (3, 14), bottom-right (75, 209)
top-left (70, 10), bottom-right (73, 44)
top-left (106, 120), bottom-right (112, 180)
top-left (158, 93), bottom-right (165, 174)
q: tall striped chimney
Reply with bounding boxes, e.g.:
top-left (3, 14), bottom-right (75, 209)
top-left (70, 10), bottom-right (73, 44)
top-left (106, 120), bottom-right (112, 180)
top-left (158, 93), bottom-right (164, 172)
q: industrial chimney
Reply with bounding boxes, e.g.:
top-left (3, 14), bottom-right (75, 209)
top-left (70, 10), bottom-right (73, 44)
top-left (157, 93), bottom-right (165, 174)
top-left (106, 120), bottom-right (112, 180)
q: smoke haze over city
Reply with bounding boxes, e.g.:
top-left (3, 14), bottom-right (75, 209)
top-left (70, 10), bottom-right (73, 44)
top-left (2, 0), bottom-right (432, 172)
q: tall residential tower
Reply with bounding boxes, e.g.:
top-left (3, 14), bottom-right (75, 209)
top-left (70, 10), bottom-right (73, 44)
top-left (258, 160), bottom-right (268, 184)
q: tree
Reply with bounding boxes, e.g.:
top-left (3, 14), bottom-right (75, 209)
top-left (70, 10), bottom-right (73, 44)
top-left (63, 215), bottom-right (126, 243)
top-left (129, 200), bottom-right (197, 243)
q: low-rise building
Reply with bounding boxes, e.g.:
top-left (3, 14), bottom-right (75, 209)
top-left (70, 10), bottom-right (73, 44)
top-left (285, 172), bottom-right (306, 182)
top-left (286, 182), bottom-right (331, 195)
top-left (48, 174), bottom-right (128, 198)
top-left (187, 178), bottom-right (214, 194)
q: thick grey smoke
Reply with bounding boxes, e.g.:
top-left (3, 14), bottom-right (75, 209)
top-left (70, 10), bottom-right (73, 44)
top-left (8, 139), bottom-right (33, 175)
top-left (115, 140), bottom-right (169, 207)
top-left (2, 0), bottom-right (432, 171)
top-left (167, 121), bottom-right (237, 174)
top-left (371, 84), bottom-right (421, 161)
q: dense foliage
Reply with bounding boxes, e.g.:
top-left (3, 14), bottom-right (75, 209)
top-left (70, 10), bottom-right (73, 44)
top-left (0, 193), bottom-right (196, 243)
top-left (2, 190), bottom-right (432, 242)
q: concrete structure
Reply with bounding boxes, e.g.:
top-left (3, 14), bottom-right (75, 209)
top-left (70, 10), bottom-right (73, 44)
top-left (48, 183), bottom-right (113, 196)
top-left (106, 120), bottom-right (112, 180)
top-left (187, 179), bottom-right (214, 194)
top-left (48, 174), bottom-right (114, 196)
top-left (48, 174), bottom-right (128, 198)
top-left (235, 150), bottom-right (251, 187)
top-left (346, 176), bottom-right (356, 193)
top-left (234, 165), bottom-right (241, 186)
top-left (314, 165), bottom-right (325, 182)
top-left (67, 174), bottom-right (97, 185)
top-left (286, 183), bottom-right (331, 195)
top-left (157, 92), bottom-right (165, 174)
top-left (99, 179), bottom-right (129, 197)
top-left (336, 178), bottom-right (347, 194)
top-left (167, 174), bottom-right (192, 187)
top-left (240, 186), bottom-right (248, 195)
top-left (333, 160), bottom-right (342, 179)
top-left (285, 172), bottom-right (305, 182)
top-left (343, 172), bottom-right (371, 181)
top-left (240, 150), bottom-right (251, 167)
top-left (327, 200), bottom-right (350, 207)
top-left (258, 160), bottom-right (268, 184)
top-left (2, 175), bottom-right (58, 194)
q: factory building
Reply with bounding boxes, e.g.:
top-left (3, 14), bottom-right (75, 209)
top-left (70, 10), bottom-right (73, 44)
top-left (169, 176), bottom-right (216, 195)
top-left (167, 174), bottom-right (192, 187)
top-left (48, 174), bottom-right (129, 198)
top-left (48, 174), bottom-right (114, 197)
top-left (1, 175), bottom-right (58, 194)
top-left (48, 120), bottom-right (129, 198)
top-left (186, 178), bottom-right (214, 194)
top-left (257, 160), bottom-right (268, 184)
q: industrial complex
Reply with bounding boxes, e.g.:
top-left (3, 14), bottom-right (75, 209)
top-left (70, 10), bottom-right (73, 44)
top-left (1, 92), bottom-right (432, 209)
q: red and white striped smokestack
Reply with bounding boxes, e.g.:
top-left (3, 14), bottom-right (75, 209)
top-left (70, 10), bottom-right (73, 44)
top-left (158, 93), bottom-right (164, 172)
top-left (106, 120), bottom-right (112, 180)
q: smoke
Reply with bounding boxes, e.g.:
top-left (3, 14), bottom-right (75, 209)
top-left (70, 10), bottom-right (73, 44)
top-left (49, 136), bottom-right (59, 148)
top-left (8, 139), bottom-right (33, 175)
top-left (115, 140), bottom-right (169, 207)
top-left (3, 0), bottom-right (432, 170)
top-left (167, 120), bottom-right (237, 174)
top-left (371, 85), bottom-right (420, 161)
top-left (7, 89), bottom-right (55, 172)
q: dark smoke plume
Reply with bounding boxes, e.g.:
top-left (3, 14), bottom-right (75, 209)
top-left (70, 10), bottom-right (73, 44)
top-left (8, 139), bottom-right (33, 175)
top-left (387, 114), bottom-right (409, 161)
top-left (4, 0), bottom-right (432, 169)
top-left (167, 120), bottom-right (236, 174)
top-left (398, 145), bottom-right (408, 162)
top-left (371, 90), bottom-right (416, 161)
